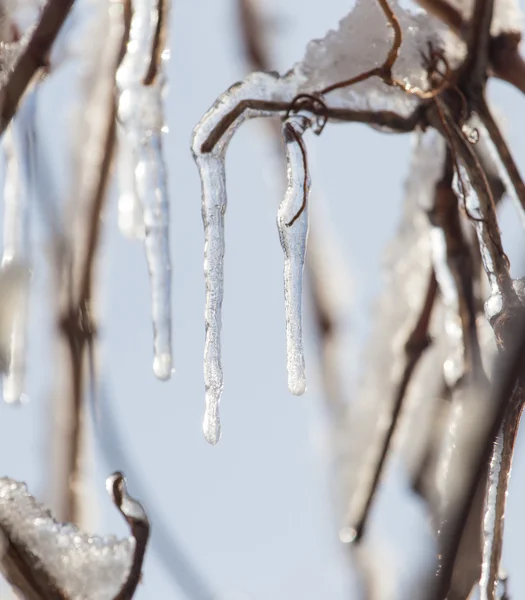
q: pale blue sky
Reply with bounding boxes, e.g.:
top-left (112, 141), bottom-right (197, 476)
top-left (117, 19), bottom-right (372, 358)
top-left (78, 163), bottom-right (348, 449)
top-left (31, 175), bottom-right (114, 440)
top-left (2, 1), bottom-right (525, 599)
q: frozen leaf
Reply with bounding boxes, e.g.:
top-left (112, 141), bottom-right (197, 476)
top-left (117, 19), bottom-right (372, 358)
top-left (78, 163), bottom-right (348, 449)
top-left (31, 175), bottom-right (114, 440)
top-left (297, 0), bottom-right (445, 114)
top-left (0, 478), bottom-right (134, 600)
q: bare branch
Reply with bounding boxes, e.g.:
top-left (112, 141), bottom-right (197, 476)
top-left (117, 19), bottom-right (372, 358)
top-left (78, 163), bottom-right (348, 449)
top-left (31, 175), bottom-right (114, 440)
top-left (461, 0), bottom-right (496, 93)
top-left (476, 99), bottom-right (525, 221)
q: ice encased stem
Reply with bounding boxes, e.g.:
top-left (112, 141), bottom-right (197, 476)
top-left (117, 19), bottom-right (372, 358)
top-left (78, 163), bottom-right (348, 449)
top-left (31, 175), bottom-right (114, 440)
top-left (1, 111), bottom-right (33, 403)
top-left (199, 156), bottom-right (227, 445)
top-left (117, 0), bottom-right (172, 380)
top-left (277, 118), bottom-right (310, 396)
top-left (191, 71), bottom-right (299, 444)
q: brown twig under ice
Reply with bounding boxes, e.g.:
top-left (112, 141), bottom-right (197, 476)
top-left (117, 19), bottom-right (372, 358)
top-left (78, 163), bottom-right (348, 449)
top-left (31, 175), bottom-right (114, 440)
top-left (346, 270), bottom-right (438, 542)
top-left (108, 472), bottom-right (151, 600)
top-left (0, 0), bottom-right (75, 135)
top-left (56, 0), bottom-right (131, 524)
top-left (424, 312), bottom-right (525, 600)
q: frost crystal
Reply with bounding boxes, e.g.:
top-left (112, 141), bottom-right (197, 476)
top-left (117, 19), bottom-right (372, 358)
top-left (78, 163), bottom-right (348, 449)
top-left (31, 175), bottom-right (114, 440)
top-left (277, 117), bottom-right (310, 396)
top-left (117, 0), bottom-right (173, 380)
top-left (0, 478), bottom-right (134, 599)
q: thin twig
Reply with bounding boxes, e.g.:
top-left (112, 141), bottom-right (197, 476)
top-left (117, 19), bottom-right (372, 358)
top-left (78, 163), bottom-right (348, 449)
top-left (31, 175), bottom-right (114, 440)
top-left (347, 270), bottom-right (438, 541)
top-left (318, 0), bottom-right (402, 94)
top-left (200, 100), bottom-right (421, 154)
top-left (476, 99), bottom-right (525, 217)
top-left (0, 0), bottom-right (75, 135)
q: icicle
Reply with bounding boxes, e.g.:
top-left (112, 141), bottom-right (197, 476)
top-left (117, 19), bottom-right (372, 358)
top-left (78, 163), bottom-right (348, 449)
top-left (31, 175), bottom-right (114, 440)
top-left (199, 154), bottom-right (226, 445)
top-left (117, 0), bottom-right (173, 380)
top-left (116, 126), bottom-right (144, 240)
top-left (277, 117), bottom-right (310, 396)
top-left (191, 73), bottom-right (298, 445)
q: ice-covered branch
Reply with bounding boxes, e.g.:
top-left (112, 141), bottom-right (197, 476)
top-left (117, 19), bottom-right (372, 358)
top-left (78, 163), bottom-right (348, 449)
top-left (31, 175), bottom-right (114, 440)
top-left (1, 121), bottom-right (32, 403)
top-left (0, 0), bottom-right (74, 136)
top-left (423, 309), bottom-right (525, 600)
top-left (0, 476), bottom-right (138, 599)
top-left (428, 149), bottom-right (483, 380)
top-left (339, 130), bottom-right (438, 542)
top-left (430, 102), bottom-right (515, 335)
top-left (117, 0), bottom-right (173, 380)
top-left (107, 472), bottom-right (150, 600)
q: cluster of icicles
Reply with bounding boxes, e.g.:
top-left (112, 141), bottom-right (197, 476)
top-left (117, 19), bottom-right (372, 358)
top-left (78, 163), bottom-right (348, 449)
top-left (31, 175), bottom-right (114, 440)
top-left (194, 110), bottom-right (313, 444)
top-left (1, 0), bottom-right (473, 444)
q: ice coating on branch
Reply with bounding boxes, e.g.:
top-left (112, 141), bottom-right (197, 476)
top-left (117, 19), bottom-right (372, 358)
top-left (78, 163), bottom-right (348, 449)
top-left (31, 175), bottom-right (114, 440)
top-left (0, 0), bottom-right (42, 85)
top-left (479, 431), bottom-right (504, 600)
top-left (277, 117), bottom-right (310, 396)
top-left (445, 0), bottom-right (523, 34)
top-left (341, 131), bottom-right (434, 525)
top-left (0, 478), bottom-right (134, 599)
top-left (117, 0), bottom-right (173, 380)
top-left (453, 168), bottom-right (503, 320)
top-left (196, 152), bottom-right (226, 445)
top-left (192, 73), bottom-right (299, 444)
top-left (1, 122), bottom-right (32, 403)
top-left (297, 0), bottom-right (444, 115)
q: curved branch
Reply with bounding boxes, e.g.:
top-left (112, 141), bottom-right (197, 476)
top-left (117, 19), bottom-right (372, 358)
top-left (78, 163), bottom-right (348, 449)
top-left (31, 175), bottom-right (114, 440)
top-left (108, 473), bottom-right (150, 600)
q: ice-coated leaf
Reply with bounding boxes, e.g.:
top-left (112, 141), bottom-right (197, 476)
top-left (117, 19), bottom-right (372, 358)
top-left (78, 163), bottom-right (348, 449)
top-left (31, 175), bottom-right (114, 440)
top-left (297, 0), bottom-right (444, 115)
top-left (117, 0), bottom-right (173, 380)
top-left (0, 478), bottom-right (134, 599)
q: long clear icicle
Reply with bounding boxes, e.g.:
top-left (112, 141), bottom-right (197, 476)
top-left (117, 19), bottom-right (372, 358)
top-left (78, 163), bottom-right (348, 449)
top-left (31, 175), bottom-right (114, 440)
top-left (117, 0), bottom-right (173, 380)
top-left (277, 117), bottom-right (310, 396)
top-left (191, 72), bottom-right (298, 444)
top-left (199, 155), bottom-right (226, 445)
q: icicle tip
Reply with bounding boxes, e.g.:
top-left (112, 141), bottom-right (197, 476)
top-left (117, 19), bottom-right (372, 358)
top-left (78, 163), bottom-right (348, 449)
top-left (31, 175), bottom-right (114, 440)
top-left (153, 352), bottom-right (173, 381)
top-left (203, 413), bottom-right (221, 445)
